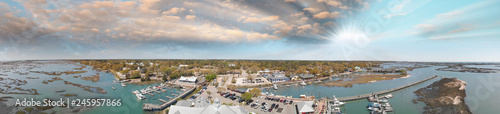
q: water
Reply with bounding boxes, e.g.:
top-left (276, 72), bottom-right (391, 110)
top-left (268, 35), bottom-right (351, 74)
top-left (0, 61), bottom-right (180, 114)
top-left (264, 64), bottom-right (500, 114)
top-left (2, 61), bottom-right (500, 113)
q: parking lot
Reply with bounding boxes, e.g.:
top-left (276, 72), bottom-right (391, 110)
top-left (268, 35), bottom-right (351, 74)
top-left (199, 86), bottom-right (296, 114)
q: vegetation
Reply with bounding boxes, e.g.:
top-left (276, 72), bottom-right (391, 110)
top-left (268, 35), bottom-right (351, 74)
top-left (205, 74), bottom-right (217, 82)
top-left (74, 60), bottom-right (381, 77)
top-left (249, 88), bottom-right (261, 97)
top-left (242, 93), bottom-right (253, 102)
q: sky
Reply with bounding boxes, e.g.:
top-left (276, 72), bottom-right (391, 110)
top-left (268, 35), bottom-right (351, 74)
top-left (0, 0), bottom-right (500, 62)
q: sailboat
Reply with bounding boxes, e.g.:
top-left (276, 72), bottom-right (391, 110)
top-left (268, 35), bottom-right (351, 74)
top-left (300, 81), bottom-right (307, 86)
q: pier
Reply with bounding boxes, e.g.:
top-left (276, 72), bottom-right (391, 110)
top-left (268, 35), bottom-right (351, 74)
top-left (143, 87), bottom-right (196, 111)
top-left (332, 76), bottom-right (438, 102)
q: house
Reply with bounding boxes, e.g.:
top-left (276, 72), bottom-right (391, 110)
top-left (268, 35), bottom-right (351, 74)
top-left (178, 76), bottom-right (197, 83)
top-left (228, 63), bottom-right (236, 67)
top-left (267, 72), bottom-right (290, 83)
top-left (169, 98), bottom-right (247, 114)
top-left (296, 101), bottom-right (315, 114)
top-left (297, 74), bottom-right (315, 79)
top-left (179, 64), bottom-right (189, 67)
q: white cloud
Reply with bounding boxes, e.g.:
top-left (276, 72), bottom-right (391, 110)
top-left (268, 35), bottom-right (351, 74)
top-left (313, 11), bottom-right (341, 19)
top-left (303, 8), bottom-right (321, 13)
top-left (162, 7), bottom-right (186, 15)
top-left (185, 15), bottom-right (196, 20)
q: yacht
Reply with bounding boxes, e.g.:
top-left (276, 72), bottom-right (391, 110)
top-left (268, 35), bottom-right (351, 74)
top-left (273, 84), bottom-right (278, 90)
top-left (379, 99), bottom-right (388, 103)
top-left (132, 90), bottom-right (140, 94)
top-left (140, 89), bottom-right (147, 93)
top-left (331, 107), bottom-right (342, 114)
top-left (300, 81), bottom-right (307, 86)
top-left (121, 83), bottom-right (127, 87)
top-left (385, 94), bottom-right (393, 99)
top-left (112, 86), bottom-right (116, 90)
top-left (330, 95), bottom-right (345, 107)
top-left (136, 94), bottom-right (145, 99)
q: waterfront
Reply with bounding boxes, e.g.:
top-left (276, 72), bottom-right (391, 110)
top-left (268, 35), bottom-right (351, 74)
top-left (263, 63), bottom-right (500, 114)
top-left (2, 61), bottom-right (500, 113)
top-left (0, 61), bottom-right (181, 114)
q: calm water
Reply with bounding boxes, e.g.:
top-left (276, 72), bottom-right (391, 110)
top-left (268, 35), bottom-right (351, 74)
top-left (264, 63), bottom-right (500, 114)
top-left (2, 61), bottom-right (500, 113)
top-left (0, 61), bottom-right (180, 114)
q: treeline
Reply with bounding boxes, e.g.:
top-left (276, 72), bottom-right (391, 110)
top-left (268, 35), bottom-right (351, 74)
top-left (73, 60), bottom-right (384, 80)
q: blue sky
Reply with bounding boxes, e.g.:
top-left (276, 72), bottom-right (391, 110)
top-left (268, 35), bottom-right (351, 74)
top-left (0, 0), bottom-right (499, 62)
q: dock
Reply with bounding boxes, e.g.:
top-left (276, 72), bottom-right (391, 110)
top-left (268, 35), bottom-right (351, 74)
top-left (143, 87), bottom-right (196, 111)
top-left (159, 99), bottom-right (167, 103)
top-left (166, 96), bottom-right (173, 99)
top-left (154, 90), bottom-right (161, 94)
top-left (147, 92), bottom-right (155, 96)
top-left (331, 76), bottom-right (438, 102)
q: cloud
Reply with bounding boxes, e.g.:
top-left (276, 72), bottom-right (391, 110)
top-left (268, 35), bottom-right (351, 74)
top-left (284, 0), bottom-right (296, 2)
top-left (435, 11), bottom-right (462, 19)
top-left (313, 11), bottom-right (341, 19)
top-left (303, 8), bottom-right (321, 13)
top-left (318, 0), bottom-right (342, 7)
top-left (185, 15), bottom-right (196, 20)
top-left (162, 7), bottom-right (186, 15)
top-left (239, 15), bottom-right (280, 23)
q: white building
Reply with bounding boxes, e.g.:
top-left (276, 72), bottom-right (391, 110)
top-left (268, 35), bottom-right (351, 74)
top-left (296, 101), bottom-right (315, 114)
top-left (179, 64), bottom-right (189, 67)
top-left (169, 98), bottom-right (247, 114)
top-left (178, 76), bottom-right (197, 83)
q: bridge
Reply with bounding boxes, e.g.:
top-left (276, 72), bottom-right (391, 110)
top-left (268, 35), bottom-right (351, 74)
top-left (332, 75), bottom-right (438, 102)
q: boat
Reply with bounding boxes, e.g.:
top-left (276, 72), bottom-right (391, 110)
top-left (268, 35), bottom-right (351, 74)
top-left (368, 95), bottom-right (378, 102)
top-left (121, 83), bottom-right (127, 87)
top-left (136, 94), bottom-right (145, 99)
top-left (112, 86), bottom-right (116, 90)
top-left (300, 81), bottom-right (307, 86)
top-left (329, 95), bottom-right (345, 107)
top-left (379, 99), bottom-right (388, 103)
top-left (273, 84), bottom-right (278, 90)
top-left (286, 84), bottom-right (290, 87)
top-left (132, 90), bottom-right (140, 94)
top-left (140, 89), bottom-right (147, 93)
top-left (113, 80), bottom-right (118, 83)
top-left (367, 103), bottom-right (381, 111)
top-left (385, 94), bottom-right (393, 99)
top-left (331, 107), bottom-right (342, 114)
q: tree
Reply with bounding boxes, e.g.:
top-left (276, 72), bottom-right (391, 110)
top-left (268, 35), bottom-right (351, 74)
top-left (227, 84), bottom-right (236, 90)
top-left (242, 93), bottom-right (252, 102)
top-left (207, 91), bottom-right (212, 97)
top-left (170, 71), bottom-right (180, 79)
top-left (401, 70), bottom-right (407, 75)
top-left (120, 69), bottom-right (130, 74)
top-left (249, 88), bottom-right (261, 97)
top-left (131, 71), bottom-right (141, 79)
top-left (205, 74), bottom-right (217, 82)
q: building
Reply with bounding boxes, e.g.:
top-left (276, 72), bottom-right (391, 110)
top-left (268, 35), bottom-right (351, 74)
top-left (178, 76), bottom-right (197, 83)
top-left (175, 97), bottom-right (211, 107)
top-left (297, 74), bottom-right (315, 79)
top-left (169, 98), bottom-right (247, 114)
top-left (179, 64), bottom-right (189, 67)
top-left (296, 101), bottom-right (315, 114)
top-left (267, 72), bottom-right (290, 83)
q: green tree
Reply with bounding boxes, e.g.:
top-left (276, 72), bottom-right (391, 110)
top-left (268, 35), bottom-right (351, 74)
top-left (205, 74), bottom-right (217, 82)
top-left (242, 93), bottom-right (253, 102)
top-left (131, 71), bottom-right (141, 79)
top-left (249, 88), bottom-right (261, 97)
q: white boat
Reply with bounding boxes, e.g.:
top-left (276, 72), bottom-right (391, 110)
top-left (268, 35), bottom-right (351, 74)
top-left (273, 84), bottom-right (278, 90)
top-left (330, 95), bottom-right (345, 107)
top-left (112, 86), bottom-right (116, 90)
top-left (132, 90), bottom-right (140, 94)
top-left (385, 94), bottom-right (393, 99)
top-left (331, 107), bottom-right (342, 114)
top-left (379, 99), bottom-right (388, 103)
top-left (136, 94), bottom-right (145, 99)
top-left (300, 81), bottom-right (307, 86)
top-left (140, 89), bottom-right (147, 93)
top-left (113, 80), bottom-right (118, 83)
top-left (121, 83), bottom-right (127, 87)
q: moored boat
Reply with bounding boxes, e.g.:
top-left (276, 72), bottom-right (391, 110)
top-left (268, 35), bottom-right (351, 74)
top-left (300, 81), bottom-right (307, 86)
top-left (121, 83), bottom-right (127, 87)
top-left (136, 94), bottom-right (145, 99)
